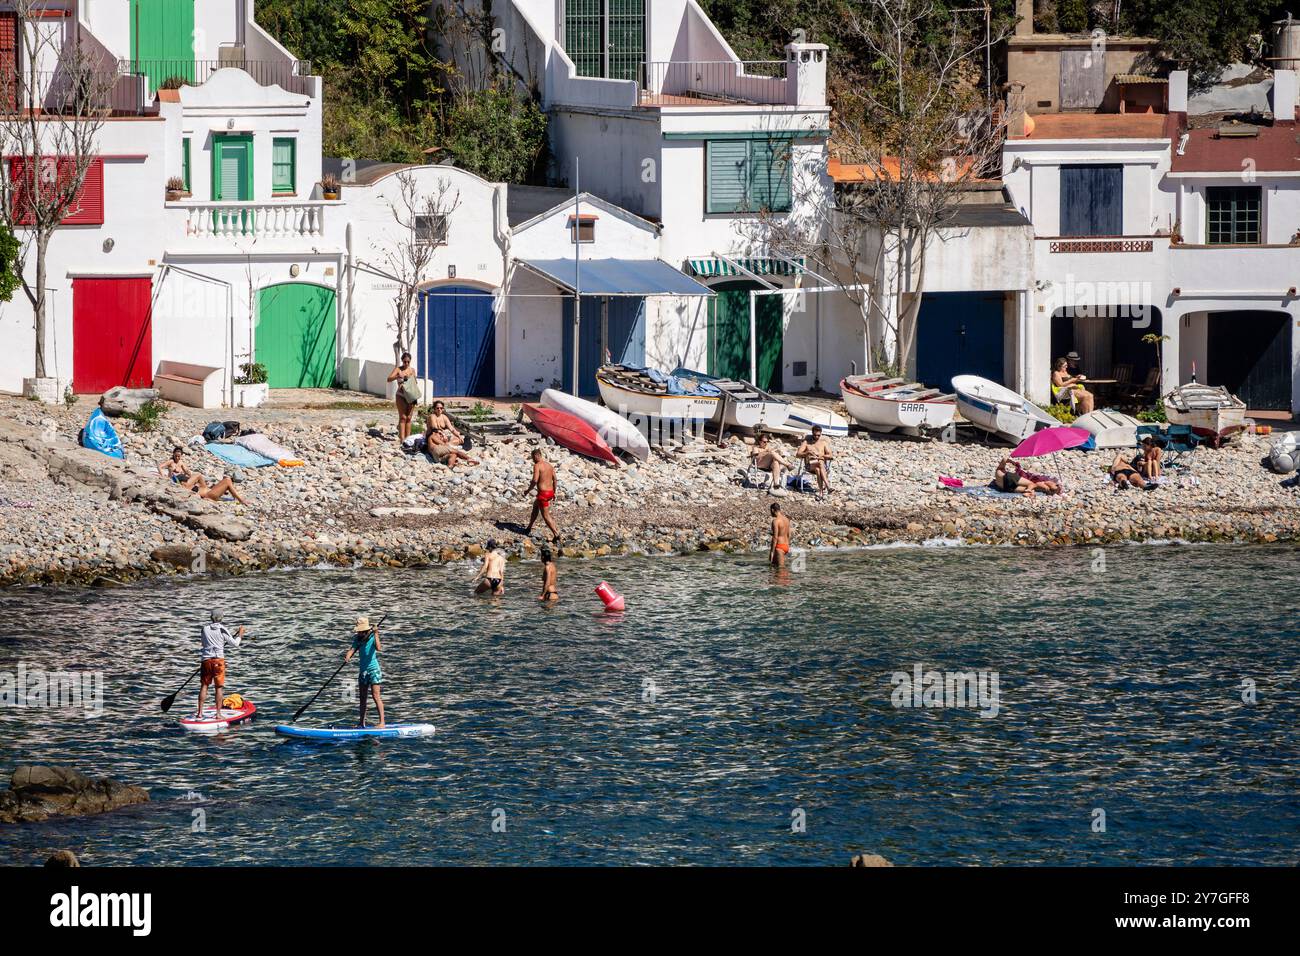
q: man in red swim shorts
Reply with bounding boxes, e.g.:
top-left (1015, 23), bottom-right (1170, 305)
top-left (769, 502), bottom-right (791, 568)
top-left (524, 448), bottom-right (561, 543)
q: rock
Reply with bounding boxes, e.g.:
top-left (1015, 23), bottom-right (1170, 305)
top-left (45, 849), bottom-right (80, 867)
top-left (850, 853), bottom-right (893, 867)
top-left (98, 387), bottom-right (159, 417)
top-left (0, 765), bottom-right (149, 824)
top-left (150, 544), bottom-right (199, 569)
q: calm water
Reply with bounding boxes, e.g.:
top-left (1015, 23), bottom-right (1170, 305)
top-left (1, 544), bottom-right (1297, 866)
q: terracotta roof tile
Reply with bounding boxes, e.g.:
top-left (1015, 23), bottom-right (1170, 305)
top-left (1171, 120), bottom-right (1300, 173)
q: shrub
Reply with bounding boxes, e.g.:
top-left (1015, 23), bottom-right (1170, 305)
top-left (234, 362), bottom-right (268, 385)
top-left (1045, 403), bottom-right (1076, 424)
top-left (1136, 400), bottom-right (1168, 424)
top-left (443, 88), bottom-right (548, 184)
top-left (126, 399), bottom-right (167, 433)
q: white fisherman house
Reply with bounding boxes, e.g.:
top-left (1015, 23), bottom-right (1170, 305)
top-left (1003, 69), bottom-right (1300, 415)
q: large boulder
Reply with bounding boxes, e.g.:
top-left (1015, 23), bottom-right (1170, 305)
top-left (99, 386), bottom-right (159, 417)
top-left (0, 765), bottom-right (149, 824)
top-left (850, 853), bottom-right (893, 867)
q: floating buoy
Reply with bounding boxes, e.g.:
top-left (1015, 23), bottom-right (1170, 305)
top-left (594, 581), bottom-right (625, 612)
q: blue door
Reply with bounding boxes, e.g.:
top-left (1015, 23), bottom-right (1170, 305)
top-left (417, 285), bottom-right (496, 397)
top-left (563, 295), bottom-right (646, 396)
top-left (916, 292), bottom-right (1005, 392)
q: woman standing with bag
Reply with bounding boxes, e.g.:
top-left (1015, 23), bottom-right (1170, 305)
top-left (387, 352), bottom-right (421, 440)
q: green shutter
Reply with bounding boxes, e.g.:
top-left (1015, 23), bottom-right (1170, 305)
top-left (181, 138), bottom-right (190, 192)
top-left (272, 138), bottom-right (296, 193)
top-left (210, 135), bottom-right (252, 201)
top-left (750, 139), bottom-right (791, 213)
top-left (130, 0), bottom-right (195, 89)
top-left (707, 140), bottom-right (750, 214)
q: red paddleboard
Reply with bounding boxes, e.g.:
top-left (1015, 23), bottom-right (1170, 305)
top-left (178, 701), bottom-right (257, 733)
top-left (522, 403), bottom-right (619, 465)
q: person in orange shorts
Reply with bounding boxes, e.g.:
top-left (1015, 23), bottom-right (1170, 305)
top-left (769, 502), bottom-right (791, 568)
top-left (524, 448), bottom-right (560, 543)
top-left (196, 610), bottom-right (246, 718)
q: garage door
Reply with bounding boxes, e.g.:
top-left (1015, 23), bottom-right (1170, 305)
top-left (417, 285), bottom-right (496, 397)
top-left (73, 277), bottom-right (153, 393)
top-left (1207, 311), bottom-right (1292, 411)
top-left (916, 291), bottom-right (1005, 392)
top-left (255, 283), bottom-right (337, 388)
top-left (707, 280), bottom-right (783, 391)
top-left (563, 295), bottom-right (646, 397)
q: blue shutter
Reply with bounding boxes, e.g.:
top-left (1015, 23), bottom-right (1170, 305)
top-left (1060, 164), bottom-right (1122, 236)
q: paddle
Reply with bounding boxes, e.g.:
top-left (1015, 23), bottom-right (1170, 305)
top-left (291, 614), bottom-right (388, 723)
top-left (160, 622), bottom-right (248, 712)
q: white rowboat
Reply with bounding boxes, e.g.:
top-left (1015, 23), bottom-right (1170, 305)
top-left (671, 367), bottom-right (791, 432)
top-left (595, 365), bottom-right (721, 422)
top-left (1162, 383), bottom-right (1247, 435)
top-left (952, 374), bottom-right (1056, 444)
top-left (1072, 409), bottom-right (1140, 449)
top-left (840, 373), bottom-right (956, 435)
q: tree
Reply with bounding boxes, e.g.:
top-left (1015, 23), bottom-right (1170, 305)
top-left (760, 0), bottom-right (1009, 375)
top-left (0, 0), bottom-right (115, 384)
top-left (1120, 0), bottom-right (1285, 87)
top-left (367, 170), bottom-right (462, 366)
top-left (0, 223), bottom-right (19, 304)
top-left (443, 86), bottom-right (548, 184)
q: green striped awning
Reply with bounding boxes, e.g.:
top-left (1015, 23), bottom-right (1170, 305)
top-left (686, 257), bottom-right (804, 278)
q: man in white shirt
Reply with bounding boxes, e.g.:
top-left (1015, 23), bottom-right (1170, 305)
top-left (197, 611), bottom-right (246, 717)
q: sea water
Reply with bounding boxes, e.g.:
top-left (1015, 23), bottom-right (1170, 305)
top-left (0, 543), bottom-right (1297, 865)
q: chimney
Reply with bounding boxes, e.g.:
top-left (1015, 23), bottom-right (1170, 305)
top-left (1015, 0), bottom-right (1034, 38)
top-left (785, 43), bottom-right (828, 108)
top-left (1272, 69), bottom-right (1298, 121)
top-left (1168, 70), bottom-right (1188, 114)
top-left (1006, 82), bottom-right (1027, 136)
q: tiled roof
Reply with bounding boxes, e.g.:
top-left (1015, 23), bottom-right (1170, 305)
top-left (1171, 120), bottom-right (1300, 173)
top-left (1011, 112), bottom-right (1170, 140)
top-left (1113, 74), bottom-right (1167, 85)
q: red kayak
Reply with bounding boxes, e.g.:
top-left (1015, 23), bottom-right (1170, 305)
top-left (522, 403), bottom-right (619, 465)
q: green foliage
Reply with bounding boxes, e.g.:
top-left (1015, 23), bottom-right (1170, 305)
top-left (443, 89), bottom-right (548, 183)
top-left (1045, 403), bottom-right (1077, 424)
top-left (1120, 0), bottom-right (1285, 85)
top-left (0, 222), bottom-right (20, 304)
top-left (126, 399), bottom-right (168, 433)
top-left (63, 387), bottom-right (78, 407)
top-left (1137, 400), bottom-right (1168, 423)
top-left (234, 362), bottom-right (268, 385)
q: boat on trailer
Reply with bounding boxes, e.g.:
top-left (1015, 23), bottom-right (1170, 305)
top-left (595, 364), bottom-right (721, 422)
top-left (670, 367), bottom-right (791, 432)
top-left (952, 374), bottom-right (1057, 444)
top-left (1162, 383), bottom-right (1247, 436)
top-left (840, 373), bottom-right (956, 435)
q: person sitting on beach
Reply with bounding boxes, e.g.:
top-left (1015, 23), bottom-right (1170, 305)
top-left (425, 438), bottom-right (478, 470)
top-left (344, 615), bottom-right (384, 728)
top-left (1133, 435), bottom-right (1163, 480)
top-left (1051, 357), bottom-right (1094, 414)
top-left (538, 546), bottom-right (559, 603)
top-left (796, 425), bottom-right (834, 493)
top-left (769, 502), bottom-right (791, 568)
top-left (158, 447), bottom-right (208, 494)
top-left (1109, 451), bottom-right (1148, 490)
top-left (473, 540), bottom-right (506, 596)
top-left (994, 458), bottom-right (1061, 496)
top-left (387, 352), bottom-right (419, 441)
top-left (424, 400), bottom-right (465, 448)
top-left (524, 448), bottom-right (560, 543)
top-left (749, 431), bottom-right (790, 493)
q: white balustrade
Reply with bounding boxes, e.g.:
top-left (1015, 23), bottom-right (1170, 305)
top-left (178, 201), bottom-right (328, 242)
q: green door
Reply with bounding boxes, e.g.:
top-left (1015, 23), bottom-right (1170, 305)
top-left (256, 284), bottom-right (337, 388)
top-left (707, 280), bottom-right (783, 391)
top-left (211, 134), bottom-right (253, 234)
top-left (130, 0), bottom-right (195, 89)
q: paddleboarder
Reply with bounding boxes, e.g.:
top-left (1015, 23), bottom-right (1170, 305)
top-left (344, 616), bottom-right (385, 728)
top-left (196, 611), bottom-right (246, 718)
top-left (523, 448), bottom-right (560, 543)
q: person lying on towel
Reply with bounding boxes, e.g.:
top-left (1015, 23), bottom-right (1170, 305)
top-left (994, 458), bottom-right (1061, 497)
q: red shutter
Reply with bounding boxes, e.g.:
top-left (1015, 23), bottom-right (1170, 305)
top-left (0, 13), bottom-right (16, 112)
top-left (63, 158), bottom-right (104, 225)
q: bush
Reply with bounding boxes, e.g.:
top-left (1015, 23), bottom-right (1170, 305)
top-left (234, 362), bottom-right (268, 385)
top-left (443, 88), bottom-right (548, 184)
top-left (126, 399), bottom-right (167, 433)
top-left (1136, 400), bottom-right (1168, 424)
top-left (1045, 403), bottom-right (1076, 424)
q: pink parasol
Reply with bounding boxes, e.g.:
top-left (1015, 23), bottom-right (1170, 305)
top-left (1010, 426), bottom-right (1092, 459)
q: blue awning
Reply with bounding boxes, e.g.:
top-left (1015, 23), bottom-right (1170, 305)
top-left (518, 258), bottom-right (714, 297)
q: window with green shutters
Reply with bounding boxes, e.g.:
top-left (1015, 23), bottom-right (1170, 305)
top-left (706, 139), bottom-right (792, 214)
top-left (272, 138), bottom-right (296, 194)
top-left (181, 137), bottom-right (190, 192)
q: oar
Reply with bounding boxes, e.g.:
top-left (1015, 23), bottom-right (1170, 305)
top-left (291, 614), bottom-right (388, 723)
top-left (160, 665), bottom-right (201, 713)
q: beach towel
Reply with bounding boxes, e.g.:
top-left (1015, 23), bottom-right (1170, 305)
top-left (204, 442), bottom-right (275, 468)
top-left (234, 433), bottom-right (297, 462)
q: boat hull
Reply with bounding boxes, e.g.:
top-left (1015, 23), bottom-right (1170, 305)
top-left (596, 375), bottom-right (719, 422)
top-left (763, 403), bottom-right (850, 438)
top-left (952, 375), bottom-right (1055, 444)
top-left (670, 367), bottom-right (791, 431)
top-left (540, 388), bottom-right (650, 461)
top-left (521, 404), bottom-right (619, 465)
top-left (1072, 409), bottom-right (1140, 448)
top-left (840, 378), bottom-right (955, 434)
top-left (1162, 384), bottom-right (1248, 435)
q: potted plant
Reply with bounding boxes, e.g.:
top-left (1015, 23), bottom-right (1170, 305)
top-left (320, 174), bottom-right (341, 200)
top-left (1169, 219), bottom-right (1183, 245)
top-left (232, 361), bottom-right (269, 409)
top-left (166, 176), bottom-right (186, 202)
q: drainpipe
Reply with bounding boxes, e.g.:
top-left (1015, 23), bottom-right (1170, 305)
top-left (748, 289), bottom-right (757, 383)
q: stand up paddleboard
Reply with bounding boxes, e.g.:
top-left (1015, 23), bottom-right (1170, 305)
top-left (178, 701), bottom-right (257, 733)
top-left (273, 723), bottom-right (435, 740)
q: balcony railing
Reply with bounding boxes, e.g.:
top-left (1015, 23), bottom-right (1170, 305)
top-left (118, 58), bottom-right (316, 98)
top-left (177, 200), bottom-right (328, 242)
top-left (638, 60), bottom-right (788, 106)
top-left (1, 70), bottom-right (147, 116)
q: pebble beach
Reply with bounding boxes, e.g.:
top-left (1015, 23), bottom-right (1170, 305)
top-left (1, 390), bottom-right (1298, 588)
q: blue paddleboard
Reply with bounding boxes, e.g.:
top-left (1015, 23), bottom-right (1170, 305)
top-left (273, 723), bottom-right (435, 740)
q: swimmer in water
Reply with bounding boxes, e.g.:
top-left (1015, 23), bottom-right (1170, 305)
top-left (473, 539), bottom-right (506, 595)
top-left (538, 546), bottom-right (559, 603)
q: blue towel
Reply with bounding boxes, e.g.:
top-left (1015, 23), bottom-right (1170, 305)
top-left (204, 442), bottom-right (275, 468)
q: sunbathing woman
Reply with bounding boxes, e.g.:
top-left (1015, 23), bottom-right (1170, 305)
top-left (198, 475), bottom-right (249, 505)
top-left (1109, 451), bottom-right (1147, 489)
top-left (994, 457), bottom-right (1061, 496)
top-left (1133, 436), bottom-right (1163, 480)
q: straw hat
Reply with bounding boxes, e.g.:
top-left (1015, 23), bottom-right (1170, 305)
top-left (355, 615), bottom-right (370, 632)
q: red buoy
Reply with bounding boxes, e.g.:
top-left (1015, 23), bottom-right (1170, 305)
top-left (595, 581), bottom-right (625, 612)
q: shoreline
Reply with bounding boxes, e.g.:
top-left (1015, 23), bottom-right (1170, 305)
top-left (2, 393), bottom-right (1298, 589)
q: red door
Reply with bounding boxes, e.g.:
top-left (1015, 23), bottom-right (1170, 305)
top-left (73, 277), bottom-right (154, 392)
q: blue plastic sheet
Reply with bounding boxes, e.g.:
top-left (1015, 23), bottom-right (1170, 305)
top-left (81, 408), bottom-right (124, 459)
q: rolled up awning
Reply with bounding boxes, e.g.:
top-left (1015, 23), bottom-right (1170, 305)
top-left (518, 258), bottom-right (714, 296)
top-left (686, 256), bottom-right (804, 278)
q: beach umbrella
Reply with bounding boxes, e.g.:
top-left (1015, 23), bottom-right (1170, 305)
top-left (1010, 426), bottom-right (1092, 458)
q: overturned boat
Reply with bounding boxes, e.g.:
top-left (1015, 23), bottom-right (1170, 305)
top-left (1072, 408), bottom-right (1141, 449)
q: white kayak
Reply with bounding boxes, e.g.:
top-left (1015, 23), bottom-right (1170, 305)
top-left (273, 723), bottom-right (436, 740)
top-left (178, 701), bottom-right (257, 733)
top-left (540, 388), bottom-right (651, 461)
